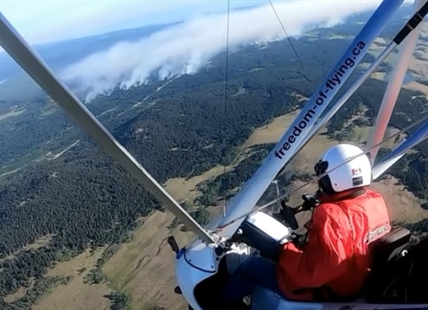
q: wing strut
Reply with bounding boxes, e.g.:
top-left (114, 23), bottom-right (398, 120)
top-left (290, 0), bottom-right (427, 162)
top-left (0, 13), bottom-right (217, 245)
top-left (291, 33), bottom-right (399, 160)
top-left (367, 0), bottom-right (427, 164)
top-left (373, 117), bottom-right (428, 179)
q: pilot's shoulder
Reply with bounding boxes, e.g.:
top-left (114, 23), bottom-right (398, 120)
top-left (313, 202), bottom-right (346, 221)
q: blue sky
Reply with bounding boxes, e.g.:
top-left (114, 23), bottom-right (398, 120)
top-left (0, 0), bottom-right (415, 46)
top-left (0, 0), bottom-right (263, 45)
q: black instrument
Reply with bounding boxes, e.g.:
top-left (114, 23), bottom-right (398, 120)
top-left (273, 194), bottom-right (320, 230)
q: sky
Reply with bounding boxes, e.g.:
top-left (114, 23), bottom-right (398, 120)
top-left (0, 0), bottom-right (261, 45)
top-left (0, 0), bottom-right (416, 101)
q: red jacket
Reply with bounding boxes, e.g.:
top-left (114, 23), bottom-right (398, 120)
top-left (276, 188), bottom-right (391, 301)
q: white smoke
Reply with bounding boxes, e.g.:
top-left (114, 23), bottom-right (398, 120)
top-left (61, 0), bottom-right (387, 102)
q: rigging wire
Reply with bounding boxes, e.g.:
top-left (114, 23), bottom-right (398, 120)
top-left (268, 0), bottom-right (331, 82)
top-left (222, 0), bottom-right (231, 217)
top-left (267, 0), bottom-right (305, 70)
top-left (216, 110), bottom-right (428, 231)
top-left (218, 0), bottom-right (316, 218)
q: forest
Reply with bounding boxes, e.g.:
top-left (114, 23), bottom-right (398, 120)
top-left (1, 13), bottom-right (428, 308)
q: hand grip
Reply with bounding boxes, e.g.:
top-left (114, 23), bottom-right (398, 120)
top-left (280, 200), bottom-right (299, 231)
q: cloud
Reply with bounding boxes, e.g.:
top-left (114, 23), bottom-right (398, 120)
top-left (61, 0), bottom-right (397, 102)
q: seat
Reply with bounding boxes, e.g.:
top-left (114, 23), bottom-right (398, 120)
top-left (365, 226), bottom-right (411, 303)
top-left (370, 226), bottom-right (411, 267)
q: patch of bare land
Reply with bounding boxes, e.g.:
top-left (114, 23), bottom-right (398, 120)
top-left (374, 37), bottom-right (387, 45)
top-left (0, 106), bottom-right (26, 122)
top-left (102, 211), bottom-right (193, 310)
top-left (370, 31), bottom-right (428, 98)
top-left (3, 278), bottom-right (36, 303)
top-left (32, 247), bottom-right (112, 310)
top-left (242, 109), bottom-right (399, 173)
top-left (164, 110), bottom-right (289, 205)
top-left (404, 80), bottom-right (428, 94)
top-left (60, 209), bottom-right (226, 310)
top-left (328, 34), bottom-right (350, 40)
top-left (243, 110), bottom-right (299, 147)
top-left (371, 176), bottom-right (428, 224)
top-left (370, 71), bottom-right (387, 81)
top-left (0, 164), bottom-right (27, 178)
top-left (39, 98), bottom-right (59, 117)
top-left (0, 234), bottom-right (54, 264)
top-left (164, 165), bottom-right (235, 204)
top-left (368, 40), bottom-right (397, 64)
top-left (40, 139), bottom-right (81, 161)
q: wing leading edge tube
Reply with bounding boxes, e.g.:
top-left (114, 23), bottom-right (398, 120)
top-left (0, 12), bottom-right (217, 244)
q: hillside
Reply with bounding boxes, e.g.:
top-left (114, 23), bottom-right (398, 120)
top-left (1, 11), bottom-right (428, 310)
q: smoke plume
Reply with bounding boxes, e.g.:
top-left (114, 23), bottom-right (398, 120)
top-left (61, 0), bottom-right (386, 102)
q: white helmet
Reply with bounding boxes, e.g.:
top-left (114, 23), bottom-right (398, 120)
top-left (314, 144), bottom-right (372, 194)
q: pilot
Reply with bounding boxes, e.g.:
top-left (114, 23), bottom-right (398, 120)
top-left (218, 143), bottom-right (391, 307)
